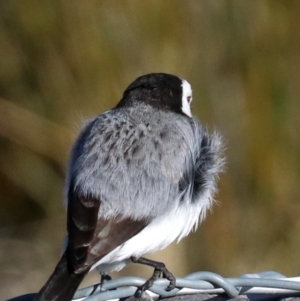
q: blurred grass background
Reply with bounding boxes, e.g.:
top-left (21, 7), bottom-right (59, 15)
top-left (0, 0), bottom-right (300, 299)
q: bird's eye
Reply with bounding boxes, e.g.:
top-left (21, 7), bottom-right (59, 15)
top-left (187, 96), bottom-right (192, 104)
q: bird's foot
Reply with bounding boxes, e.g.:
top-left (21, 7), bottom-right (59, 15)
top-left (131, 257), bottom-right (176, 298)
top-left (100, 274), bottom-right (112, 292)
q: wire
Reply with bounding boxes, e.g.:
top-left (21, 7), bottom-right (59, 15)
top-left (72, 271), bottom-right (300, 301)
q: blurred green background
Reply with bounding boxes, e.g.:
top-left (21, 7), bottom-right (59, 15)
top-left (1, 0), bottom-right (300, 299)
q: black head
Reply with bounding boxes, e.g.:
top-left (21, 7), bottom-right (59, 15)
top-left (116, 73), bottom-right (193, 117)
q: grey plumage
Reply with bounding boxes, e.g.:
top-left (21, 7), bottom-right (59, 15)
top-left (34, 73), bottom-right (224, 301)
top-left (67, 105), bottom-right (223, 220)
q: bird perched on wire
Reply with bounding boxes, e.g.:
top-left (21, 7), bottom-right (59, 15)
top-left (34, 73), bottom-right (224, 301)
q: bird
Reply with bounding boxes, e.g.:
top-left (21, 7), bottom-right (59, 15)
top-left (34, 73), bottom-right (224, 301)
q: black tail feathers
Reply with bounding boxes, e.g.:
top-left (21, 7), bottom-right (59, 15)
top-left (34, 252), bottom-right (88, 301)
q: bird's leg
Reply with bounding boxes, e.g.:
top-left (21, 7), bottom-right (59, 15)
top-left (131, 256), bottom-right (176, 297)
top-left (101, 273), bottom-right (112, 284)
top-left (99, 272), bottom-right (112, 292)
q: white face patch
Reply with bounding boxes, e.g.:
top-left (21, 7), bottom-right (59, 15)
top-left (181, 79), bottom-right (192, 117)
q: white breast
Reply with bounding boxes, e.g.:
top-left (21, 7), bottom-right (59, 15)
top-left (92, 189), bottom-right (213, 273)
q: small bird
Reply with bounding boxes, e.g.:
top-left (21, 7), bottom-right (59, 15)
top-left (34, 73), bottom-right (223, 301)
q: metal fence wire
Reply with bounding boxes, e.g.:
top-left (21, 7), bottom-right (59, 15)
top-left (72, 271), bottom-right (300, 301)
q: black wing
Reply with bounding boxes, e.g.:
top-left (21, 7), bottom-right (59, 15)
top-left (67, 188), bottom-right (147, 273)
